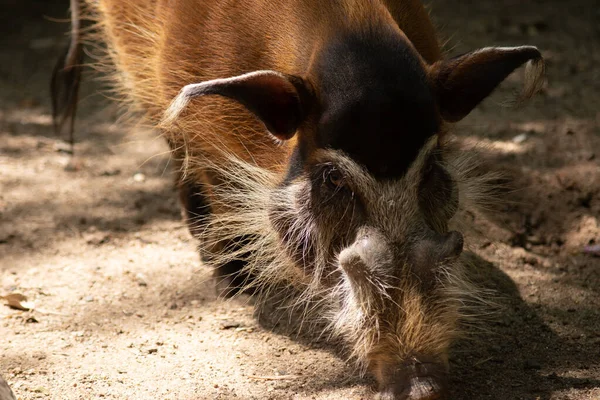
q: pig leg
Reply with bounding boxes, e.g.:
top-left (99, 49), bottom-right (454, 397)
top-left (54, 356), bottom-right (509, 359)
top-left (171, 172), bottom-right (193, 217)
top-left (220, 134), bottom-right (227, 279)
top-left (177, 174), bottom-right (256, 297)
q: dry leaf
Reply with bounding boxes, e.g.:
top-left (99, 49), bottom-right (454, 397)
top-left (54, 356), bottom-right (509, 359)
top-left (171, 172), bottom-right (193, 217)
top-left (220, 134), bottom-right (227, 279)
top-left (1, 293), bottom-right (35, 311)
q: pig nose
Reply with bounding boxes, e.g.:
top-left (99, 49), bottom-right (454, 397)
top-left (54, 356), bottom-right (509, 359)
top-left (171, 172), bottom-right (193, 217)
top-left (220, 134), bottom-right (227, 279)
top-left (401, 376), bottom-right (445, 400)
top-left (377, 381), bottom-right (445, 400)
top-left (377, 382), bottom-right (445, 400)
top-left (375, 358), bottom-right (448, 400)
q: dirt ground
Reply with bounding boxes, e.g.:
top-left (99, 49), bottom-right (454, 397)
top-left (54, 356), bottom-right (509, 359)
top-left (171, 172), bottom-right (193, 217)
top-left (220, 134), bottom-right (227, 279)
top-left (1, 0), bottom-right (599, 399)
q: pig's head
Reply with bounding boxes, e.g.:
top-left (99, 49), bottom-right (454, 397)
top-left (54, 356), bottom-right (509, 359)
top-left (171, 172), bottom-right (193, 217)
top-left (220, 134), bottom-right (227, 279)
top-left (164, 24), bottom-right (543, 400)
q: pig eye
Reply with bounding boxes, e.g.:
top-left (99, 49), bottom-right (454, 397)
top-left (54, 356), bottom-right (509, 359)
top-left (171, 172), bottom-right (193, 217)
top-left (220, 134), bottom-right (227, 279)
top-left (324, 168), bottom-right (345, 190)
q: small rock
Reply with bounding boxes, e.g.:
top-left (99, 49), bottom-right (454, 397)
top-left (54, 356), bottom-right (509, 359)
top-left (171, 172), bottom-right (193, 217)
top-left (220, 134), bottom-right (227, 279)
top-left (220, 321), bottom-right (241, 330)
top-left (518, 121), bottom-right (547, 134)
top-left (64, 158), bottom-right (83, 172)
top-left (512, 133), bottom-right (528, 144)
top-left (148, 348), bottom-right (158, 354)
top-left (101, 169), bottom-right (121, 177)
top-left (84, 232), bottom-right (110, 246)
top-left (135, 273), bottom-right (148, 287)
top-left (33, 386), bottom-right (49, 394)
top-left (54, 142), bottom-right (73, 154)
top-left (526, 235), bottom-right (546, 246)
top-left (25, 316), bottom-right (39, 323)
top-left (133, 173), bottom-right (146, 183)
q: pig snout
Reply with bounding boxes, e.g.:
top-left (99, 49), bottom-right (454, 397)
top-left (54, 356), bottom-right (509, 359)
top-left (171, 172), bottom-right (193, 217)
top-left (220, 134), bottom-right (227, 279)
top-left (375, 357), bottom-right (448, 400)
top-left (337, 228), bottom-right (461, 400)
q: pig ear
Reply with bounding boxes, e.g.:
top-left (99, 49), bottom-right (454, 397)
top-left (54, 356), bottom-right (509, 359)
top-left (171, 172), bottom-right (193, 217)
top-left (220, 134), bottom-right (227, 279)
top-left (163, 70), bottom-right (313, 140)
top-left (430, 46), bottom-right (545, 122)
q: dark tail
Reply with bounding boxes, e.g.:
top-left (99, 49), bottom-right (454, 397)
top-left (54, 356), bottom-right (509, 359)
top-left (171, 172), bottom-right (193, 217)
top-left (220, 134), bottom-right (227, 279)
top-left (51, 0), bottom-right (84, 155)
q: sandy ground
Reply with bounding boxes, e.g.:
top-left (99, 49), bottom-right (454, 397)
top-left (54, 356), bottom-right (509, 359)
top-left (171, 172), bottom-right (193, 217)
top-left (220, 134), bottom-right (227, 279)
top-left (1, 0), bottom-right (599, 399)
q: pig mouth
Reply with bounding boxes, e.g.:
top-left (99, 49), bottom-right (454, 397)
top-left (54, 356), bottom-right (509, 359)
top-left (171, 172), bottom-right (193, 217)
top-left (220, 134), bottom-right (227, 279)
top-left (375, 357), bottom-right (448, 400)
top-left (389, 375), bottom-right (446, 400)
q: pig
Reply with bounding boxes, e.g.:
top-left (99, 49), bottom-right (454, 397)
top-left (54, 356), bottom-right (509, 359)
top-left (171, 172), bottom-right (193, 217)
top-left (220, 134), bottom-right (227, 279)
top-left (52, 0), bottom-right (545, 398)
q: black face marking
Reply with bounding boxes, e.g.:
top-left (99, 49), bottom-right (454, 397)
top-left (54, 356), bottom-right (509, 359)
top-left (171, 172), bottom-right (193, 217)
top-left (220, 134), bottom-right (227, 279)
top-left (282, 145), bottom-right (304, 185)
top-left (315, 28), bottom-right (438, 179)
top-left (179, 181), bottom-right (212, 238)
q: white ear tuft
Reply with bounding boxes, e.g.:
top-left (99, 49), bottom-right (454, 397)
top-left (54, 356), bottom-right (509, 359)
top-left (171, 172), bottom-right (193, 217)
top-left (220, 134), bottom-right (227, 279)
top-left (160, 70), bottom-right (312, 140)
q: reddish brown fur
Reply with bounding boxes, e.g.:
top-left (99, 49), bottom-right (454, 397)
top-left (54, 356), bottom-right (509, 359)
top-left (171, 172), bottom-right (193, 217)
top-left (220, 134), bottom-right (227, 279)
top-left (91, 0), bottom-right (440, 172)
top-left (87, 1), bottom-right (449, 260)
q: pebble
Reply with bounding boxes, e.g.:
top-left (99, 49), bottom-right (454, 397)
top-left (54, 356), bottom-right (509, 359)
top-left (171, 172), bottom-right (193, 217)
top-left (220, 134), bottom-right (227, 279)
top-left (220, 321), bottom-right (241, 330)
top-left (512, 133), bottom-right (528, 144)
top-left (101, 169), bottom-right (121, 177)
top-left (135, 273), bottom-right (148, 287)
top-left (133, 173), bottom-right (146, 183)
